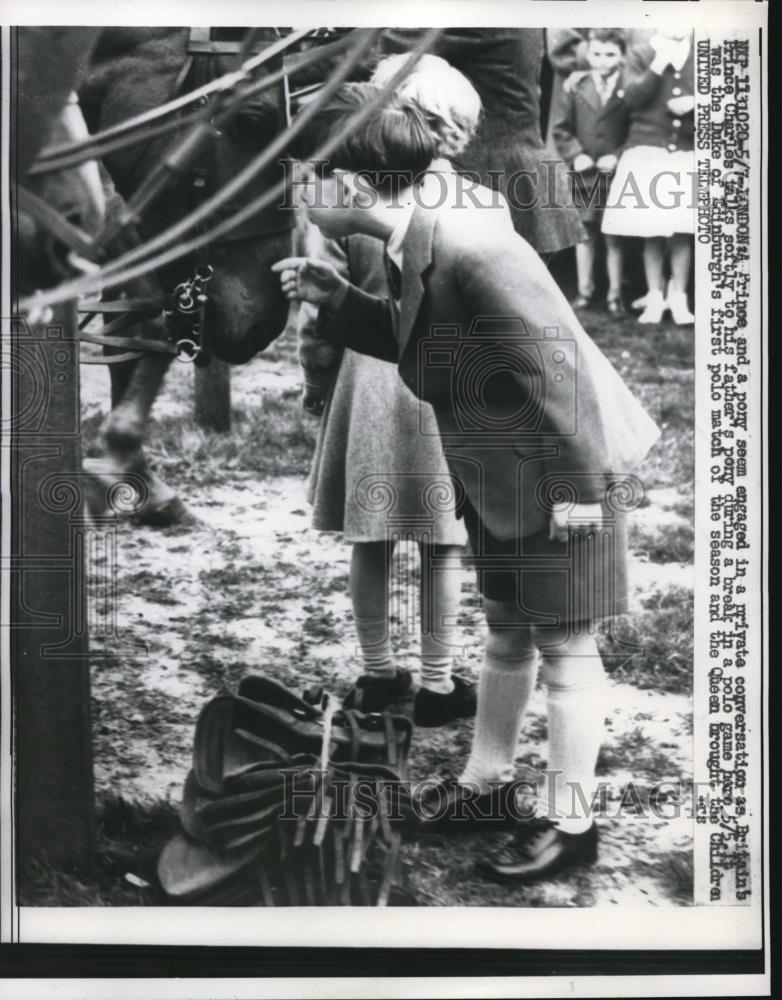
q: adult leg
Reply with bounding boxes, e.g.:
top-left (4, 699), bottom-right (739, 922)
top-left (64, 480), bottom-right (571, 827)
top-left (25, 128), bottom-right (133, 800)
top-left (638, 236), bottom-right (667, 324)
top-left (605, 235), bottom-right (625, 311)
top-left (574, 231), bottom-right (597, 304)
top-left (667, 233), bottom-right (695, 324)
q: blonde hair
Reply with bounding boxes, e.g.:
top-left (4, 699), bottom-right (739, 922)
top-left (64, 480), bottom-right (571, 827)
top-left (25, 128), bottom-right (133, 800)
top-left (370, 53), bottom-right (482, 158)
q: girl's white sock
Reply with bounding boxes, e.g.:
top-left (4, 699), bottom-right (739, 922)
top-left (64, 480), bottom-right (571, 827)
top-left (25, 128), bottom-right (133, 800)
top-left (460, 648), bottom-right (539, 793)
top-left (419, 641), bottom-right (455, 695)
top-left (353, 616), bottom-right (396, 679)
top-left (419, 544), bottom-right (463, 694)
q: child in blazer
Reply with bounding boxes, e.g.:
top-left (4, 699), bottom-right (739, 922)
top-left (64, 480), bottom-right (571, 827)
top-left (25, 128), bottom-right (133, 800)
top-left (551, 28), bottom-right (630, 313)
top-left (275, 84), bottom-right (660, 885)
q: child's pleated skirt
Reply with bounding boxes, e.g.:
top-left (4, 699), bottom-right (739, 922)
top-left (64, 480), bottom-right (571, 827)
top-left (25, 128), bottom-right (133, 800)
top-left (601, 144), bottom-right (696, 238)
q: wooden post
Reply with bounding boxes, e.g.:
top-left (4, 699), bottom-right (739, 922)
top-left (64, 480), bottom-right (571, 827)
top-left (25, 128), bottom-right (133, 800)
top-left (11, 305), bottom-right (95, 874)
top-left (195, 359), bottom-right (231, 432)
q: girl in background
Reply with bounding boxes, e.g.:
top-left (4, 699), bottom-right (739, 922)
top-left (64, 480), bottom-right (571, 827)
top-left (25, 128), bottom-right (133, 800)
top-left (601, 30), bottom-right (696, 325)
top-left (380, 29), bottom-right (585, 259)
top-left (297, 56), bottom-right (506, 725)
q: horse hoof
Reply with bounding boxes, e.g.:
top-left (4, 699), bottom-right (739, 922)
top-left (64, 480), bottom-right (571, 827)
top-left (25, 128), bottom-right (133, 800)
top-left (133, 497), bottom-right (201, 528)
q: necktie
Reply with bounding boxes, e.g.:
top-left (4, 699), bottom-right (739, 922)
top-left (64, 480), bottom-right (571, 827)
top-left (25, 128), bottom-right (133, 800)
top-left (384, 253), bottom-right (402, 334)
top-left (385, 254), bottom-right (402, 301)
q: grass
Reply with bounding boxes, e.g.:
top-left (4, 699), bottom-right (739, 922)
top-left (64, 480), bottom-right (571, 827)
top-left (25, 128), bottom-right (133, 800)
top-left (50, 286), bottom-right (696, 911)
top-left (80, 392), bottom-right (319, 485)
top-left (597, 725), bottom-right (682, 778)
top-left (18, 796), bottom-right (178, 906)
top-left (583, 306), bottom-right (694, 491)
top-left (599, 584), bottom-right (694, 694)
top-left (629, 519), bottom-right (695, 564)
top-left (144, 395), bottom-right (319, 484)
top-left (636, 850), bottom-right (694, 906)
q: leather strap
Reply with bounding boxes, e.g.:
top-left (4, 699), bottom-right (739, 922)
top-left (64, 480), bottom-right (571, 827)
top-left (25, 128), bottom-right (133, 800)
top-left (80, 350), bottom-right (144, 365)
top-left (31, 28), bottom-right (315, 176)
top-left (383, 712), bottom-right (398, 767)
top-left (78, 330), bottom-right (178, 355)
top-left (343, 710), bottom-right (363, 763)
top-left (17, 186), bottom-right (99, 260)
top-left (78, 297), bottom-right (171, 313)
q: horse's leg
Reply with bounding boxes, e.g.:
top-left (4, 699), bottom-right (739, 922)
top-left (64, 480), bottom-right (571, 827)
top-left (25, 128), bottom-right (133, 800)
top-left (82, 191), bottom-right (196, 525)
top-left (102, 343), bottom-right (197, 525)
top-left (87, 344), bottom-right (193, 525)
top-left (103, 320), bottom-right (170, 453)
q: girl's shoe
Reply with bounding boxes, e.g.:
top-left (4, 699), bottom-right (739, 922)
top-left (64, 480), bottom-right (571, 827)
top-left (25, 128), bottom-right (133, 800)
top-left (571, 293), bottom-right (593, 310)
top-left (342, 668), bottom-right (413, 713)
top-left (638, 289), bottom-right (666, 324)
top-left (666, 290), bottom-right (695, 325)
top-left (632, 279), bottom-right (671, 312)
top-left (413, 675), bottom-right (477, 727)
top-left (606, 296), bottom-right (627, 317)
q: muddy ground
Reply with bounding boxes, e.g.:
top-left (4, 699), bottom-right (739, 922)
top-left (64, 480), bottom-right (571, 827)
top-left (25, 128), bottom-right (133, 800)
top-left (78, 313), bottom-right (695, 908)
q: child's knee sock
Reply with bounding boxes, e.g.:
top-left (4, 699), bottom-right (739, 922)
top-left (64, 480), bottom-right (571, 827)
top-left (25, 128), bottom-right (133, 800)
top-left (540, 645), bottom-right (607, 834)
top-left (460, 642), bottom-right (539, 793)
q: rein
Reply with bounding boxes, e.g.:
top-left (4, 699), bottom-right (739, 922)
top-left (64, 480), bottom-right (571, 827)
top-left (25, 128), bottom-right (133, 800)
top-left (28, 29), bottom-right (313, 176)
top-left (56, 28), bottom-right (312, 366)
top-left (19, 29), bottom-right (443, 327)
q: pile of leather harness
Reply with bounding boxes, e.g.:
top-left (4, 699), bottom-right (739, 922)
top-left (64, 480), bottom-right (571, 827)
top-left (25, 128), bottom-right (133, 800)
top-left (158, 676), bottom-right (415, 905)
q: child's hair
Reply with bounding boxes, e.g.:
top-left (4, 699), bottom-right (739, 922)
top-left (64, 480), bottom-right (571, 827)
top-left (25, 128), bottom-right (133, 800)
top-left (288, 81), bottom-right (436, 192)
top-left (586, 28), bottom-right (628, 53)
top-left (370, 53), bottom-right (482, 158)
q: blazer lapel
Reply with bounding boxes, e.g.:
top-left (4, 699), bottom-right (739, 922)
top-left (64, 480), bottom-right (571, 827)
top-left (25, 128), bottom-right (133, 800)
top-left (397, 201), bottom-right (436, 355)
top-left (603, 70), bottom-right (625, 112)
top-left (578, 75), bottom-right (601, 111)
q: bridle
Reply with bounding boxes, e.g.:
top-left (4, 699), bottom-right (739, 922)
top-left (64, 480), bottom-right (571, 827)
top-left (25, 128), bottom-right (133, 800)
top-left (21, 27), bottom-right (347, 366)
top-left (18, 29), bottom-right (443, 330)
top-left (83, 28), bottom-right (323, 367)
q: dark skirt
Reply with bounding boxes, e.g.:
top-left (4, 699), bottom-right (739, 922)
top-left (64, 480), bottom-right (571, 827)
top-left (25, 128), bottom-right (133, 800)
top-left (461, 499), bottom-right (627, 624)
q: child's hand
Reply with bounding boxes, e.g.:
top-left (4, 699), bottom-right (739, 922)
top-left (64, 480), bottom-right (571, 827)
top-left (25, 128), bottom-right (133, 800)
top-left (666, 95), bottom-right (695, 116)
top-left (596, 154), bottom-right (618, 173)
top-left (573, 153), bottom-right (595, 173)
top-left (649, 33), bottom-right (681, 73)
top-left (549, 502), bottom-right (605, 543)
top-left (272, 257), bottom-right (348, 308)
top-left (563, 69), bottom-right (589, 94)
